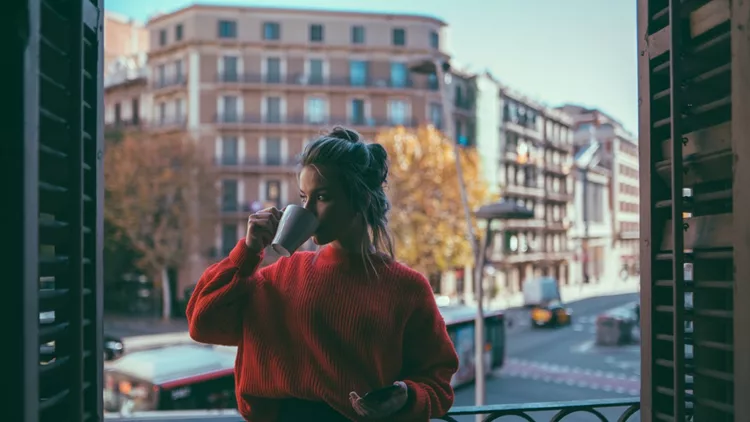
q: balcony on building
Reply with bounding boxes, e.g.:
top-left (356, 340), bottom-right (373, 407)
top-left (152, 74), bottom-right (187, 91)
top-left (216, 155), bottom-right (299, 174)
top-left (212, 113), bottom-right (419, 130)
top-left (213, 72), bottom-right (439, 92)
top-left (150, 115), bottom-right (187, 132)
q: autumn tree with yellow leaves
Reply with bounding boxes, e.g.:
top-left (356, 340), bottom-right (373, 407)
top-left (104, 132), bottom-right (216, 319)
top-left (376, 125), bottom-right (494, 276)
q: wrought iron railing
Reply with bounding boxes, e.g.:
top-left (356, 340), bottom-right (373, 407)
top-left (103, 399), bottom-right (640, 422)
top-left (436, 398), bottom-right (640, 422)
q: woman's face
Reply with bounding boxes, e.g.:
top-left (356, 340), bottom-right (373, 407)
top-left (298, 165), bottom-right (359, 246)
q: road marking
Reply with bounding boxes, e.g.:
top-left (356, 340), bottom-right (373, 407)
top-left (501, 359), bottom-right (640, 396)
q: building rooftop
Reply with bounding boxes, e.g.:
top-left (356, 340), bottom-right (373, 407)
top-left (147, 3), bottom-right (447, 27)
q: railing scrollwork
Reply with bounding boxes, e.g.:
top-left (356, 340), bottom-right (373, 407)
top-left (435, 398), bottom-right (640, 422)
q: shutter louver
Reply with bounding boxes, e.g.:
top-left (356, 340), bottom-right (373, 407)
top-left (639, 0), bottom-right (739, 420)
top-left (37, 0), bottom-right (104, 421)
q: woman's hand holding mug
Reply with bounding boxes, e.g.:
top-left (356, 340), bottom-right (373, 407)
top-left (245, 207), bottom-right (282, 253)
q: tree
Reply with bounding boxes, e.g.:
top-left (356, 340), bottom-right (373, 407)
top-left (104, 132), bottom-right (216, 319)
top-left (376, 125), bottom-right (494, 276)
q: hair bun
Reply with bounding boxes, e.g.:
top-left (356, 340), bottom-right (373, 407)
top-left (328, 126), bottom-right (361, 143)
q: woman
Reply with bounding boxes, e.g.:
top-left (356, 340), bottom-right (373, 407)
top-left (187, 127), bottom-right (459, 421)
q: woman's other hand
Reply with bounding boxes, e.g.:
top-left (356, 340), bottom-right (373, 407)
top-left (245, 207), bottom-right (282, 253)
top-left (349, 381), bottom-right (408, 419)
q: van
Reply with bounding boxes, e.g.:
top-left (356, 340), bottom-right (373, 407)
top-left (522, 277), bottom-right (561, 307)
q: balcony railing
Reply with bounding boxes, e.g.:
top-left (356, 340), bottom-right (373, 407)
top-left (153, 75), bottom-right (187, 89)
top-left (217, 157), bottom-right (299, 167)
top-left (151, 116), bottom-right (187, 129)
top-left (103, 398), bottom-right (640, 421)
top-left (212, 113), bottom-right (419, 128)
top-left (214, 72), bottom-right (437, 90)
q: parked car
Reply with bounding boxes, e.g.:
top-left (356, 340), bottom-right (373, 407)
top-left (530, 300), bottom-right (573, 328)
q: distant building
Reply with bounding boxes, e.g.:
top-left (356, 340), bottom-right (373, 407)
top-left (104, 3), bottom-right (455, 299)
top-left (559, 105), bottom-right (640, 277)
top-left (474, 73), bottom-right (575, 296)
top-left (568, 138), bottom-right (614, 285)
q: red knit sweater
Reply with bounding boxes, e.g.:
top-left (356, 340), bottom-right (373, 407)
top-left (186, 240), bottom-right (459, 422)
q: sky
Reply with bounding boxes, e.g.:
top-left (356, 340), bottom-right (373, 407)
top-left (106, 0), bottom-right (639, 134)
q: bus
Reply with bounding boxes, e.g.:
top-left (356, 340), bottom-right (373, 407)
top-left (439, 305), bottom-right (506, 386)
top-left (104, 344), bottom-right (236, 413)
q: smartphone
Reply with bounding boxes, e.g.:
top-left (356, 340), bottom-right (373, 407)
top-left (362, 385), bottom-right (401, 403)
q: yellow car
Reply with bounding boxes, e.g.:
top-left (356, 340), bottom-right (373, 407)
top-left (531, 300), bottom-right (573, 328)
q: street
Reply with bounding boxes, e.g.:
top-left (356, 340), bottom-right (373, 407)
top-left (104, 293), bottom-right (641, 421)
top-left (450, 293), bottom-right (641, 421)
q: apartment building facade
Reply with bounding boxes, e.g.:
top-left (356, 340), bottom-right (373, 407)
top-left (561, 105), bottom-right (640, 276)
top-left (568, 141), bottom-right (614, 285)
top-left (474, 74), bottom-right (575, 295)
top-left (114, 4), bottom-right (450, 295)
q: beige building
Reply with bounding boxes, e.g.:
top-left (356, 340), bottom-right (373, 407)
top-left (560, 105), bottom-right (640, 276)
top-left (471, 73), bottom-right (575, 297)
top-left (104, 4), bottom-right (452, 298)
top-left (104, 12), bottom-right (149, 76)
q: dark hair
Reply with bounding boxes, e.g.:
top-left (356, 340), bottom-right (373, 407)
top-left (299, 126), bottom-right (395, 263)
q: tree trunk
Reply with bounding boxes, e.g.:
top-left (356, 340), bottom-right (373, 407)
top-left (161, 267), bottom-right (172, 320)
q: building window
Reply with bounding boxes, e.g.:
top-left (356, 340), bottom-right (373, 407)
top-left (351, 25), bottom-right (365, 44)
top-left (131, 98), bottom-right (139, 124)
top-left (221, 223), bottom-right (238, 256)
top-left (221, 136), bottom-right (239, 165)
top-left (392, 28), bottom-right (406, 46)
top-left (175, 24), bottom-right (183, 41)
top-left (221, 56), bottom-right (239, 82)
top-left (221, 96), bottom-right (239, 122)
top-left (456, 120), bottom-right (466, 146)
top-left (310, 24), bottom-right (324, 42)
top-left (430, 30), bottom-right (439, 49)
top-left (263, 22), bottom-right (280, 40)
top-left (265, 57), bottom-right (281, 83)
top-left (174, 60), bottom-right (183, 82)
top-left (218, 20), bottom-right (237, 38)
top-left (175, 98), bottom-right (183, 121)
top-left (308, 59), bottom-right (324, 84)
top-left (349, 60), bottom-right (368, 86)
top-left (428, 73), bottom-right (438, 90)
top-left (221, 179), bottom-right (239, 211)
top-left (159, 29), bottom-right (167, 46)
top-left (429, 103), bottom-right (442, 129)
top-left (114, 103), bottom-right (121, 125)
top-left (388, 99), bottom-right (408, 125)
top-left (306, 97), bottom-right (327, 124)
top-left (390, 62), bottom-right (408, 88)
top-left (350, 99), bottom-right (365, 125)
top-left (158, 102), bottom-right (166, 123)
top-left (157, 64), bottom-right (166, 86)
top-left (265, 180), bottom-right (282, 208)
top-left (265, 96), bottom-right (282, 123)
top-left (265, 138), bottom-right (282, 165)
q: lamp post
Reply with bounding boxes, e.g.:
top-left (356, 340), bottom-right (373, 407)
top-left (409, 57), bottom-right (483, 410)
top-left (474, 201), bottom-right (534, 417)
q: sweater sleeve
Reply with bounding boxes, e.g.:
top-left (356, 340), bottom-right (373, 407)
top-left (186, 239), bottom-right (269, 346)
top-left (392, 280), bottom-right (459, 421)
